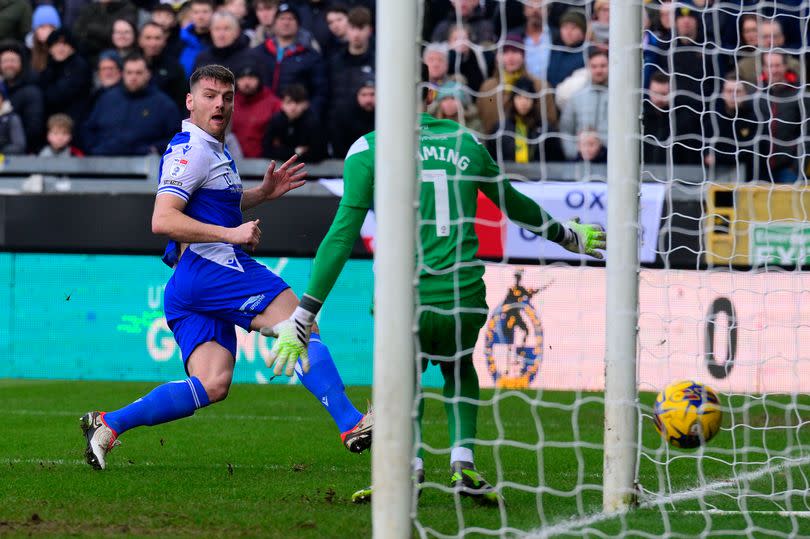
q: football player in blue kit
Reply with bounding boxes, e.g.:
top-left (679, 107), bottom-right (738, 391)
top-left (80, 64), bottom-right (372, 469)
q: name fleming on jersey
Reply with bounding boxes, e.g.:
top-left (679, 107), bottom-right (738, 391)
top-left (418, 145), bottom-right (471, 171)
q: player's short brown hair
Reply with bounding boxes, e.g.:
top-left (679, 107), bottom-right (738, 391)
top-left (190, 64), bottom-right (235, 90)
top-left (47, 113), bottom-right (73, 133)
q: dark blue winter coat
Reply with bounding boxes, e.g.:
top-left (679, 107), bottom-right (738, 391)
top-left (546, 48), bottom-right (585, 88)
top-left (81, 84), bottom-right (180, 155)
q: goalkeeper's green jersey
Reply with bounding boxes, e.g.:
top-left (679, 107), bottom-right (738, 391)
top-left (305, 113), bottom-right (565, 305)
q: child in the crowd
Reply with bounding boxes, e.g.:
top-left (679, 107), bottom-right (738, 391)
top-left (262, 84), bottom-right (326, 162)
top-left (39, 113), bottom-right (84, 157)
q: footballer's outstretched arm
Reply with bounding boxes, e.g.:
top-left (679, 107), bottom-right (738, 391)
top-left (241, 154), bottom-right (307, 210)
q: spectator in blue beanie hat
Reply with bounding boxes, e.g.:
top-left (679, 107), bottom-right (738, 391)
top-left (32, 4), bottom-right (61, 31)
top-left (28, 4), bottom-right (62, 72)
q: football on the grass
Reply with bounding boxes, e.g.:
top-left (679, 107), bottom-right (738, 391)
top-left (653, 380), bottom-right (722, 449)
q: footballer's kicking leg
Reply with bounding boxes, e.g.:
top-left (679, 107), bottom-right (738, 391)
top-left (80, 341), bottom-right (229, 470)
top-left (251, 288), bottom-right (373, 453)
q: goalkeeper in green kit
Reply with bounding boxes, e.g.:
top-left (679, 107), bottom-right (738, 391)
top-left (268, 99), bottom-right (606, 504)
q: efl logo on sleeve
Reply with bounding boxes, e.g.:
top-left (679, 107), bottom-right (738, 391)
top-left (170, 158), bottom-right (189, 177)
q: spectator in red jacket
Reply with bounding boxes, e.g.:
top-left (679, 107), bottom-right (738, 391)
top-left (232, 64), bottom-right (281, 158)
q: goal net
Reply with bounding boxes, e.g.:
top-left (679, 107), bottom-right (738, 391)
top-left (374, 0), bottom-right (810, 537)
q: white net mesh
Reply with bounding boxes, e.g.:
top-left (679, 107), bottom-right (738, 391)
top-left (405, 1), bottom-right (810, 537)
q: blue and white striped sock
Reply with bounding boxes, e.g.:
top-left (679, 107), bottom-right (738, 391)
top-left (103, 377), bottom-right (210, 436)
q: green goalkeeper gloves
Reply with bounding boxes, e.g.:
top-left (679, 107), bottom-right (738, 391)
top-left (560, 218), bottom-right (607, 259)
top-left (266, 305), bottom-right (316, 376)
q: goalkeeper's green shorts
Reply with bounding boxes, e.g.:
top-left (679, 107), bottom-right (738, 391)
top-left (418, 287), bottom-right (487, 365)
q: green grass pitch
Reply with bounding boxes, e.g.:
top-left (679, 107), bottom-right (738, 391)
top-left (3, 379), bottom-right (810, 537)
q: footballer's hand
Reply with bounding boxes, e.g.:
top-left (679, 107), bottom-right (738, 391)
top-left (229, 219), bottom-right (261, 250)
top-left (266, 306), bottom-right (316, 376)
top-left (261, 154), bottom-right (307, 201)
top-left (560, 218), bottom-right (607, 260)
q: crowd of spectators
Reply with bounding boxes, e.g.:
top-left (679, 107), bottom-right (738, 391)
top-left (0, 0), bottom-right (807, 182)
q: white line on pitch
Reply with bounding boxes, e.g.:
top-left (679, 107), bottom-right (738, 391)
top-left (683, 510), bottom-right (810, 518)
top-left (526, 454), bottom-right (810, 538)
top-left (641, 455), bottom-right (810, 508)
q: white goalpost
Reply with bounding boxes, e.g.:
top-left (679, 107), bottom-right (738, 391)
top-left (602, 0), bottom-right (642, 513)
top-left (372, 1), bottom-right (419, 538)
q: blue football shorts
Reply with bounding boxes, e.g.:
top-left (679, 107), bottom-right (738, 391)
top-left (163, 248), bottom-right (289, 368)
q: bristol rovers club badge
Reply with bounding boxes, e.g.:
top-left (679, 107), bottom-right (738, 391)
top-left (483, 270), bottom-right (551, 389)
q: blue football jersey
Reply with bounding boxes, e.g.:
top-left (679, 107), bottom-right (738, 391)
top-left (157, 120), bottom-right (244, 269)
